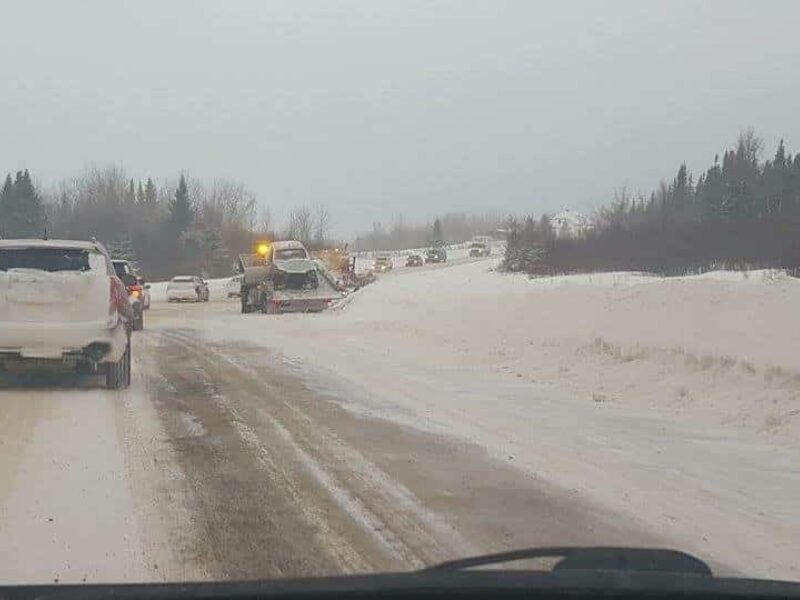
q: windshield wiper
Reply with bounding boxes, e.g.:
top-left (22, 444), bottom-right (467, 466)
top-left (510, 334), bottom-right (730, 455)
top-left (423, 546), bottom-right (713, 576)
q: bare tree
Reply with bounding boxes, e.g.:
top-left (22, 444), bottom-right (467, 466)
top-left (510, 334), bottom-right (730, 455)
top-left (737, 127), bottom-right (763, 165)
top-left (258, 205), bottom-right (273, 236)
top-left (313, 203), bottom-right (331, 244)
top-left (285, 206), bottom-right (313, 242)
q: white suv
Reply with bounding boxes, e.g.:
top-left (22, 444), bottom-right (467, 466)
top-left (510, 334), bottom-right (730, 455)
top-left (0, 239), bottom-right (132, 388)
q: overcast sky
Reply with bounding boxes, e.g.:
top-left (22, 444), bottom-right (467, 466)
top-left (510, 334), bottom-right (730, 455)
top-left (2, 1), bottom-right (800, 236)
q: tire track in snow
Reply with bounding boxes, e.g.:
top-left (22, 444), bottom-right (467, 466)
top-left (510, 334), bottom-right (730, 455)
top-left (159, 328), bottom-right (477, 568)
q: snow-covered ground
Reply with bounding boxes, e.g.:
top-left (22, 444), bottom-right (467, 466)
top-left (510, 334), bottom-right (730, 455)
top-left (5, 258), bottom-right (798, 583)
top-left (165, 259), bottom-right (800, 580)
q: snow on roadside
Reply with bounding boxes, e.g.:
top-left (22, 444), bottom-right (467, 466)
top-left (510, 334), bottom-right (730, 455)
top-left (173, 260), bottom-right (800, 579)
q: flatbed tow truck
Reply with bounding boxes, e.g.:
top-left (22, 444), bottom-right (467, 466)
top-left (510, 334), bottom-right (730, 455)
top-left (238, 240), bottom-right (343, 314)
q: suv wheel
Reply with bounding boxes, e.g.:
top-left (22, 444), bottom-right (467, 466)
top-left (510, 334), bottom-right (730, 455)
top-left (106, 340), bottom-right (131, 389)
top-left (132, 308), bottom-right (144, 331)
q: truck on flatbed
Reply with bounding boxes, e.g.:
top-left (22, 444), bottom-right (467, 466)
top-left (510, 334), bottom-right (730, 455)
top-left (239, 240), bottom-right (342, 314)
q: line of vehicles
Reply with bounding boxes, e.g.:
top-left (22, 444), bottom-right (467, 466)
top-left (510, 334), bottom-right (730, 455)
top-left (374, 247), bottom-right (447, 271)
top-left (0, 235), bottom-right (495, 389)
top-left (371, 237), bottom-right (491, 271)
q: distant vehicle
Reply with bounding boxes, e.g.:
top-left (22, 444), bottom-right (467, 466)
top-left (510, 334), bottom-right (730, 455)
top-left (405, 254), bottom-right (424, 267)
top-left (0, 239), bottom-right (132, 388)
top-left (226, 275), bottom-right (243, 298)
top-left (469, 240), bottom-right (491, 257)
top-left (167, 275), bottom-right (210, 302)
top-left (425, 248), bottom-right (447, 263)
top-left (112, 259), bottom-right (148, 330)
top-left (372, 255), bottom-right (393, 272)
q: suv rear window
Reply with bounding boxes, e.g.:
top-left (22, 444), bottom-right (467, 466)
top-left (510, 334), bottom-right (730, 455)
top-left (112, 261), bottom-right (131, 277)
top-left (0, 248), bottom-right (105, 272)
top-left (274, 249), bottom-right (308, 260)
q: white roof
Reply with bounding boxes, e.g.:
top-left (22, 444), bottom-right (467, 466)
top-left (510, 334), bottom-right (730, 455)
top-left (273, 240), bottom-right (306, 251)
top-left (0, 238), bottom-right (103, 251)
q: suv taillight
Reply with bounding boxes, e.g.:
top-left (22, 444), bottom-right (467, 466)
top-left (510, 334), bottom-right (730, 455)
top-left (110, 276), bottom-right (128, 315)
top-left (127, 283), bottom-right (143, 298)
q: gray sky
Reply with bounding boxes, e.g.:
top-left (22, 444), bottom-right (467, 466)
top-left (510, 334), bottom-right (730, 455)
top-left (2, 0), bottom-right (800, 236)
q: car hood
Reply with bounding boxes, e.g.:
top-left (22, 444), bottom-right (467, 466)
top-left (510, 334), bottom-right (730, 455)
top-left (274, 258), bottom-right (317, 274)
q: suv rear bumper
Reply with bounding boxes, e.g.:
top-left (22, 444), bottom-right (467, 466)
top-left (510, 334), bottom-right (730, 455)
top-left (0, 320), bottom-right (128, 364)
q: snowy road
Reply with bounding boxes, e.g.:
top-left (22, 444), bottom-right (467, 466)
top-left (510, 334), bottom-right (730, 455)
top-left (0, 286), bottom-right (654, 583)
top-left (2, 258), bottom-right (799, 583)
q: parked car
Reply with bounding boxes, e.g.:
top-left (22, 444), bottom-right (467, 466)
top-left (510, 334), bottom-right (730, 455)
top-left (167, 275), bottom-right (210, 302)
top-left (0, 239), bottom-right (132, 388)
top-left (111, 259), bottom-right (148, 330)
top-left (372, 255), bottom-right (393, 272)
top-left (226, 275), bottom-right (243, 298)
top-left (405, 254), bottom-right (424, 267)
top-left (425, 248), bottom-right (447, 263)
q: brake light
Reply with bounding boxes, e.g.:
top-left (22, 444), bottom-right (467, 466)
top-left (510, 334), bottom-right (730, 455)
top-left (109, 276), bottom-right (128, 315)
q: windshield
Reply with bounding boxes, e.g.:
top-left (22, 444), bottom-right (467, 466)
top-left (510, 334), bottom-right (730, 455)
top-left (0, 248), bottom-right (104, 272)
top-left (2, 0), bottom-right (799, 591)
top-left (274, 248), bottom-right (308, 260)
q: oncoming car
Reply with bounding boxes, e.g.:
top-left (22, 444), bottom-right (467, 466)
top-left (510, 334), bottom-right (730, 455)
top-left (468, 239), bottom-right (491, 257)
top-left (425, 247), bottom-right (447, 263)
top-left (167, 275), bottom-right (210, 302)
top-left (405, 254), bottom-right (424, 267)
top-left (372, 254), bottom-right (393, 272)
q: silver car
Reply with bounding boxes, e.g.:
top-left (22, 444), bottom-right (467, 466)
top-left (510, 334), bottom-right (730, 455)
top-left (167, 275), bottom-right (210, 302)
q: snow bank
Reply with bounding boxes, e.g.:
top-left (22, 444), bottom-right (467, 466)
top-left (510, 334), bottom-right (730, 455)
top-left (175, 261), bottom-right (800, 579)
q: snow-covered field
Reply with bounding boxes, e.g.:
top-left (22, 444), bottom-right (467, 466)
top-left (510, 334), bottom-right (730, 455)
top-left (169, 259), bottom-right (800, 580)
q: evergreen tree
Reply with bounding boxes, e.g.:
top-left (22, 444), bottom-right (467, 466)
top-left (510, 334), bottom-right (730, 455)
top-left (144, 177), bottom-right (157, 205)
top-left (0, 169), bottom-right (45, 238)
top-left (167, 174), bottom-right (193, 232)
top-left (430, 218), bottom-right (443, 246)
top-left (107, 235), bottom-right (137, 267)
top-left (136, 181), bottom-right (145, 204)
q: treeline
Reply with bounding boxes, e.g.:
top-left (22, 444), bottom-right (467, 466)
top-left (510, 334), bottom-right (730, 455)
top-left (0, 165), bottom-right (335, 279)
top-left (505, 130), bottom-right (800, 276)
top-left (353, 212), bottom-right (503, 251)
